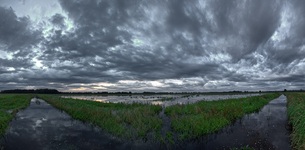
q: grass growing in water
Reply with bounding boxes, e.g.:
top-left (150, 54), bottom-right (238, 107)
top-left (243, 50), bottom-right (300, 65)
top-left (165, 93), bottom-right (280, 140)
top-left (154, 97), bottom-right (175, 102)
top-left (286, 92), bottom-right (305, 150)
top-left (0, 94), bottom-right (33, 135)
top-left (39, 95), bottom-right (162, 140)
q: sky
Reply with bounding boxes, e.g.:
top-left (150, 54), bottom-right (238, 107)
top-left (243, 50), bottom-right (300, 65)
top-left (0, 0), bottom-right (304, 92)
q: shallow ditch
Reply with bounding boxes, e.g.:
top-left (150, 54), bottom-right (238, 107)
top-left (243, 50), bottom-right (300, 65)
top-left (172, 95), bottom-right (291, 149)
top-left (0, 98), bottom-right (158, 150)
top-left (0, 95), bottom-right (291, 149)
top-left (158, 106), bottom-right (176, 147)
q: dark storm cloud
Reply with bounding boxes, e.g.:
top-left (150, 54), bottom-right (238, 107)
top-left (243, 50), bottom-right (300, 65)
top-left (261, 1), bottom-right (305, 74)
top-left (41, 0), bottom-right (237, 82)
top-left (0, 58), bottom-right (33, 72)
top-left (209, 0), bottom-right (282, 62)
top-left (1, 0), bottom-right (305, 91)
top-left (0, 6), bottom-right (44, 90)
top-left (50, 13), bottom-right (66, 28)
top-left (47, 1), bottom-right (278, 75)
top-left (0, 6), bottom-right (41, 52)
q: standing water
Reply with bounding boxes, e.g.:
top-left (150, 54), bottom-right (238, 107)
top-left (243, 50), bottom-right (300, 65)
top-left (0, 98), bottom-right (156, 150)
top-left (0, 96), bottom-right (291, 149)
top-left (177, 95), bottom-right (291, 149)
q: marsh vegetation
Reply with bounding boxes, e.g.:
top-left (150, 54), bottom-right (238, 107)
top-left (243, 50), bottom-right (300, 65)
top-left (0, 93), bottom-right (297, 149)
top-left (165, 93), bottom-right (280, 139)
top-left (39, 93), bottom-right (279, 143)
top-left (39, 95), bottom-right (162, 140)
top-left (0, 94), bottom-right (32, 135)
top-left (63, 93), bottom-right (263, 107)
top-left (286, 92), bottom-right (305, 149)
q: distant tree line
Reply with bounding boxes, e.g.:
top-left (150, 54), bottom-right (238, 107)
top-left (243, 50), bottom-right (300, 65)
top-left (1, 89), bottom-right (60, 94)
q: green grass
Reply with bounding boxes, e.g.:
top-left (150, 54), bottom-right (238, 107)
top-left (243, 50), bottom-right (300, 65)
top-left (286, 92), bottom-right (305, 150)
top-left (0, 94), bottom-right (33, 135)
top-left (38, 95), bottom-right (162, 140)
top-left (165, 93), bottom-right (280, 140)
top-left (39, 93), bottom-right (280, 143)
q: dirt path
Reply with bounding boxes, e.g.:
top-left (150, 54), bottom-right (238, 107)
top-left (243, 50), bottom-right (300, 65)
top-left (0, 98), bottom-right (155, 150)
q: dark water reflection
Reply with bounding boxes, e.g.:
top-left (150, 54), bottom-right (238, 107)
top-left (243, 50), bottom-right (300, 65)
top-left (0, 96), bottom-right (291, 149)
top-left (0, 98), bottom-right (155, 150)
top-left (177, 95), bottom-right (291, 150)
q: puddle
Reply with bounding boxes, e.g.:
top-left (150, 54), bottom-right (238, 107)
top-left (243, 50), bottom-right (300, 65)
top-left (0, 98), bottom-right (157, 150)
top-left (175, 95), bottom-right (291, 149)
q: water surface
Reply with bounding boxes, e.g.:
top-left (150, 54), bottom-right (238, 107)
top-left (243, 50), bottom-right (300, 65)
top-left (0, 98), bottom-right (155, 150)
top-left (176, 95), bottom-right (291, 149)
top-left (64, 94), bottom-right (262, 107)
top-left (0, 95), bottom-right (290, 149)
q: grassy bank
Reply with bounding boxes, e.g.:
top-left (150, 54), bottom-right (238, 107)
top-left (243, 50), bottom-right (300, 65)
top-left (165, 93), bottom-right (280, 140)
top-left (39, 95), bottom-right (162, 140)
top-left (0, 94), bottom-right (33, 135)
top-left (286, 92), bottom-right (305, 149)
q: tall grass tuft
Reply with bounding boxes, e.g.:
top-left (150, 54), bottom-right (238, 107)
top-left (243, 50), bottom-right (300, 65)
top-left (286, 92), bottom-right (305, 150)
top-left (0, 94), bottom-right (33, 135)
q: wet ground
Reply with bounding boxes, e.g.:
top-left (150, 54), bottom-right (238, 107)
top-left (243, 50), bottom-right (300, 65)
top-left (62, 94), bottom-right (181, 103)
top-left (156, 94), bottom-right (262, 107)
top-left (0, 98), bottom-right (156, 150)
top-left (0, 95), bottom-right (291, 149)
top-left (175, 95), bottom-right (291, 149)
top-left (63, 94), bottom-right (262, 107)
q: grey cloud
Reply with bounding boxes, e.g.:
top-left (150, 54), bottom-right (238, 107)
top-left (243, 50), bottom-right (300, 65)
top-left (0, 58), bottom-right (33, 71)
top-left (1, 0), bottom-right (305, 91)
top-left (265, 74), bottom-right (305, 83)
top-left (0, 6), bottom-right (42, 88)
top-left (38, 0), bottom-right (303, 90)
top-left (0, 6), bottom-right (41, 52)
top-left (50, 13), bottom-right (66, 28)
top-left (41, 0), bottom-right (235, 82)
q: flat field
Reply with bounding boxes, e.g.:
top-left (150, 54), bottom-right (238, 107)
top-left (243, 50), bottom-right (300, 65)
top-left (39, 93), bottom-right (279, 142)
top-left (39, 95), bottom-right (163, 140)
top-left (165, 93), bottom-right (280, 140)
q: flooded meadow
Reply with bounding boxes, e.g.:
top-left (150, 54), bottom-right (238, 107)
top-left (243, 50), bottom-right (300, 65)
top-left (62, 93), bottom-right (262, 107)
top-left (0, 98), bottom-right (158, 150)
top-left (176, 95), bottom-right (291, 149)
top-left (0, 93), bottom-right (294, 149)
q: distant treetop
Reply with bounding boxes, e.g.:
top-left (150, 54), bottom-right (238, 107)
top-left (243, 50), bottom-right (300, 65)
top-left (0, 89), bottom-right (60, 94)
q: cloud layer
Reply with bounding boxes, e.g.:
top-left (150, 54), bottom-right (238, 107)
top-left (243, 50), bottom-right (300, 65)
top-left (0, 0), bottom-right (305, 92)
